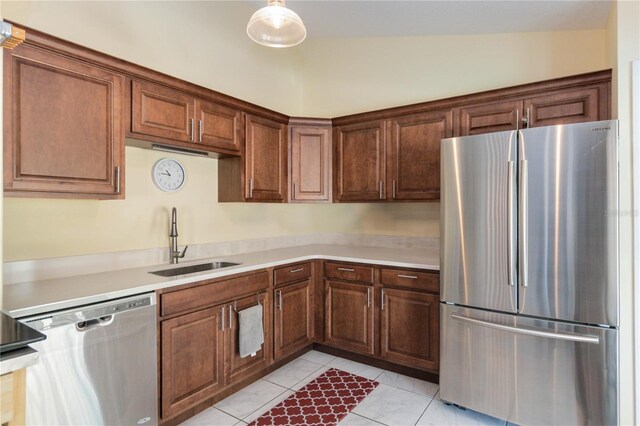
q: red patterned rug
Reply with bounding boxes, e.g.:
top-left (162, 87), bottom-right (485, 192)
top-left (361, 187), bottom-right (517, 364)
top-left (249, 368), bottom-right (379, 426)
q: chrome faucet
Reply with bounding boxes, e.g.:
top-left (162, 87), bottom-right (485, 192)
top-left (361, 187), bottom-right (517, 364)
top-left (169, 207), bottom-right (188, 264)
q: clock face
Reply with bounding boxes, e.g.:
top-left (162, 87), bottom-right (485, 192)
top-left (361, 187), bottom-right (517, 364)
top-left (152, 158), bottom-right (186, 192)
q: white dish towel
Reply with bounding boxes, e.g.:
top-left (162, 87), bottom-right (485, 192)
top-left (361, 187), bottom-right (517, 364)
top-left (238, 304), bottom-right (264, 358)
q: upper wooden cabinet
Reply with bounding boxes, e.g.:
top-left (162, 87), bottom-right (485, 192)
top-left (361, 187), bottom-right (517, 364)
top-left (3, 44), bottom-right (124, 199)
top-left (333, 120), bottom-right (386, 202)
top-left (244, 114), bottom-right (288, 202)
top-left (129, 80), bottom-right (243, 155)
top-left (386, 110), bottom-right (452, 201)
top-left (289, 119), bottom-right (332, 203)
top-left (523, 85), bottom-right (607, 128)
top-left (197, 99), bottom-right (243, 152)
top-left (131, 80), bottom-right (196, 143)
top-left (454, 75), bottom-right (610, 136)
top-left (219, 113), bottom-right (287, 202)
top-left (455, 99), bottom-right (523, 137)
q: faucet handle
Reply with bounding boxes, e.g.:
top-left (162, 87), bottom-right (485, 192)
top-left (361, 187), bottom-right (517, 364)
top-left (178, 245), bottom-right (188, 258)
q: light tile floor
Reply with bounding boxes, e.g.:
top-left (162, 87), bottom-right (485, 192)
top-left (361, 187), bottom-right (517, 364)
top-left (180, 350), bottom-right (508, 426)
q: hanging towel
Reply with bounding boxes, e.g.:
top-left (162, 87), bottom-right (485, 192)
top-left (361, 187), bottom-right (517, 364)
top-left (239, 304), bottom-right (264, 358)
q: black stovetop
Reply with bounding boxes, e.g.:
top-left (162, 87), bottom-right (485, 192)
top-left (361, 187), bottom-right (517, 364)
top-left (0, 311), bottom-right (46, 354)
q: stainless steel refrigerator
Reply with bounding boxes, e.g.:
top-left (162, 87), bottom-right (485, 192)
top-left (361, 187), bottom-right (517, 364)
top-left (440, 120), bottom-right (619, 425)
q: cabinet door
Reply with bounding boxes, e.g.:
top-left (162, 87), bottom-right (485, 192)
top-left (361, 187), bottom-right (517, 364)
top-left (455, 99), bottom-right (523, 136)
top-left (196, 99), bottom-right (242, 152)
top-left (131, 80), bottom-right (196, 143)
top-left (289, 123), bottom-right (332, 202)
top-left (380, 288), bottom-right (439, 371)
top-left (274, 280), bottom-right (313, 360)
top-left (387, 110), bottom-right (452, 201)
top-left (226, 292), bottom-right (271, 385)
top-left (524, 85), bottom-right (607, 128)
top-left (324, 280), bottom-right (374, 355)
top-left (161, 306), bottom-right (225, 419)
top-left (334, 120), bottom-right (386, 201)
top-left (4, 45), bottom-right (124, 198)
top-left (245, 114), bottom-right (287, 202)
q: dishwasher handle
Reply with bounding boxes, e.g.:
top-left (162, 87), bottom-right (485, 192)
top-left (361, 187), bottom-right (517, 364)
top-left (21, 293), bottom-right (156, 332)
top-left (76, 315), bottom-right (114, 332)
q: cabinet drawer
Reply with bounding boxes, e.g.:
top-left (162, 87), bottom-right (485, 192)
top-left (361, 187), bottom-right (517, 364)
top-left (274, 262), bottom-right (312, 287)
top-left (380, 268), bottom-right (439, 293)
top-left (325, 262), bottom-right (374, 284)
top-left (160, 271), bottom-right (269, 317)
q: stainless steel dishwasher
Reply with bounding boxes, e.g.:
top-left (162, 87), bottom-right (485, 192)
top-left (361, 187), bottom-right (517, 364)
top-left (20, 293), bottom-right (157, 426)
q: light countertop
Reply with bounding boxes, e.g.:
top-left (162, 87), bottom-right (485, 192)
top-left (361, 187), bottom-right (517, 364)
top-left (3, 244), bottom-right (439, 319)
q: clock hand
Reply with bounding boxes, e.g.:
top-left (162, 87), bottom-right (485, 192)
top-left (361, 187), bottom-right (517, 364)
top-left (162, 171), bottom-right (171, 176)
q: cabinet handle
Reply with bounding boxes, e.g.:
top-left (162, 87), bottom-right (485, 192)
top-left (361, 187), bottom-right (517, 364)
top-left (292, 182), bottom-right (296, 200)
top-left (289, 268), bottom-right (304, 273)
top-left (392, 179), bottom-right (396, 199)
top-left (398, 274), bottom-right (418, 280)
top-left (115, 166), bottom-right (121, 194)
top-left (516, 109), bottom-right (519, 131)
top-left (189, 118), bottom-right (195, 142)
top-left (228, 305), bottom-right (233, 329)
top-left (221, 306), bottom-right (225, 331)
top-left (277, 290), bottom-right (283, 311)
top-left (198, 119), bottom-right (203, 143)
top-left (379, 180), bottom-right (384, 199)
top-left (249, 177), bottom-right (254, 198)
top-left (381, 289), bottom-right (386, 311)
top-left (366, 288), bottom-right (371, 308)
top-left (338, 267), bottom-right (355, 272)
top-left (525, 107), bottom-right (531, 128)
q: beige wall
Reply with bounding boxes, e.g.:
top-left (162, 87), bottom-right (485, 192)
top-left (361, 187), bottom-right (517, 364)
top-left (300, 30), bottom-right (607, 117)
top-left (4, 146), bottom-right (438, 261)
top-left (2, 1), bottom-right (609, 262)
top-left (606, 0), bottom-right (640, 424)
top-left (2, 1), bottom-right (303, 114)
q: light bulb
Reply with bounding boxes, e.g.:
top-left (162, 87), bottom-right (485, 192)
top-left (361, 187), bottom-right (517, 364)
top-left (247, 0), bottom-right (306, 48)
top-left (269, 12), bottom-right (284, 30)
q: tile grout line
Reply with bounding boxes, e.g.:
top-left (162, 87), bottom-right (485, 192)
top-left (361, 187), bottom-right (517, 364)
top-left (413, 395), bottom-right (436, 426)
top-left (345, 412), bottom-right (389, 426)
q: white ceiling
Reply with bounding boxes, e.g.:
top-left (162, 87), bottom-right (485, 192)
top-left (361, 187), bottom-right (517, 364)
top-left (251, 0), bottom-right (613, 38)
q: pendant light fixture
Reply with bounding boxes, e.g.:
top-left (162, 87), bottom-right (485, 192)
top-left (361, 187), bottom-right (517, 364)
top-left (247, 0), bottom-right (306, 48)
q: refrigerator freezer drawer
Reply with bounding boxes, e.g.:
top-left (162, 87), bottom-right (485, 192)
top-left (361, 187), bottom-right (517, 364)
top-left (440, 304), bottom-right (618, 426)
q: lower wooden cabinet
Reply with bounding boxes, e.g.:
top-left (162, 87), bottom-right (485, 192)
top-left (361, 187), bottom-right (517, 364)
top-left (274, 279), bottom-right (313, 360)
top-left (380, 287), bottom-right (439, 371)
top-left (160, 306), bottom-right (225, 419)
top-left (227, 292), bottom-right (271, 384)
top-left (159, 264), bottom-right (440, 422)
top-left (324, 280), bottom-right (375, 355)
top-left (159, 283), bottom-right (271, 421)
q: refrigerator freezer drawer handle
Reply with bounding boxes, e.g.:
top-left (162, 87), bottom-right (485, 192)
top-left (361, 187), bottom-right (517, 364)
top-left (451, 313), bottom-right (600, 344)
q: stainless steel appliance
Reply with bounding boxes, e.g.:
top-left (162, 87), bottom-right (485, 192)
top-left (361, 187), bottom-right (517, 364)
top-left (440, 120), bottom-right (619, 425)
top-left (19, 293), bottom-right (158, 426)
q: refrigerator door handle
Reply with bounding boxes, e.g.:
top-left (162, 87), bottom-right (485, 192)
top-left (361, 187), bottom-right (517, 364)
top-left (451, 313), bottom-right (600, 344)
top-left (519, 158), bottom-right (528, 287)
top-left (507, 160), bottom-right (516, 287)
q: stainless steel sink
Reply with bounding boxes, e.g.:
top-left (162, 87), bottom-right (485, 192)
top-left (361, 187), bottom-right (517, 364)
top-left (150, 261), bottom-right (240, 277)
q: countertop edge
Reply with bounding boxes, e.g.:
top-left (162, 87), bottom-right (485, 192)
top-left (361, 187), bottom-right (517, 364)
top-left (5, 248), bottom-right (439, 319)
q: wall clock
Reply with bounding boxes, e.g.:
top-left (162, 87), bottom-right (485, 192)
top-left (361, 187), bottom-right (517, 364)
top-left (152, 158), bottom-right (186, 192)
